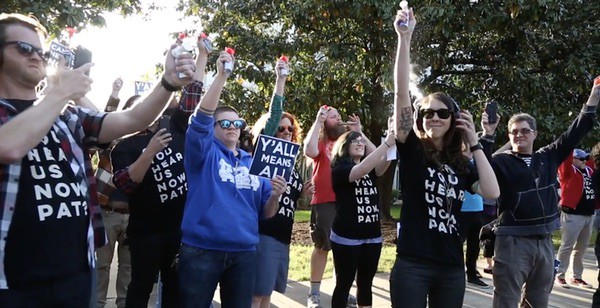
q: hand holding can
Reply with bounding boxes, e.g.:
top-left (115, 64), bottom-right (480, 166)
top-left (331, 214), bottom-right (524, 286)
top-left (224, 47), bottom-right (235, 73)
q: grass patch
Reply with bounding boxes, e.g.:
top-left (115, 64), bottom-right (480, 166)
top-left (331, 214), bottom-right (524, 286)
top-left (295, 205), bottom-right (402, 223)
top-left (288, 245), bottom-right (396, 281)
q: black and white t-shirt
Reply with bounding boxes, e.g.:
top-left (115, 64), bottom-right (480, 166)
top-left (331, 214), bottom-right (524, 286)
top-left (111, 128), bottom-right (187, 237)
top-left (573, 170), bottom-right (596, 216)
top-left (5, 106), bottom-right (89, 287)
top-left (259, 167), bottom-right (303, 244)
top-left (331, 161), bottom-right (381, 240)
top-left (396, 132), bottom-right (477, 266)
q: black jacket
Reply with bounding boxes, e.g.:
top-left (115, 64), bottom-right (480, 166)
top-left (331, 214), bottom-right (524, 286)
top-left (490, 106), bottom-right (595, 236)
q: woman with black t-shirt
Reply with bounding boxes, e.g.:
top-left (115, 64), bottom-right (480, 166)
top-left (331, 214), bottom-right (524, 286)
top-left (389, 7), bottom-right (500, 308)
top-left (329, 128), bottom-right (395, 308)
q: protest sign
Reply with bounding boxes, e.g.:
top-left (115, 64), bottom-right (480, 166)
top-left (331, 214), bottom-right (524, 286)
top-left (47, 41), bottom-right (75, 68)
top-left (134, 81), bottom-right (154, 96)
top-left (249, 134), bottom-right (300, 183)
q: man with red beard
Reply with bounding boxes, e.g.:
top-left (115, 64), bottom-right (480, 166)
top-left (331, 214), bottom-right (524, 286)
top-left (303, 105), bottom-right (375, 307)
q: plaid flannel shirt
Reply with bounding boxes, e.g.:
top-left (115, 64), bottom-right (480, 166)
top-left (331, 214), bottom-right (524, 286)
top-left (0, 99), bottom-right (107, 289)
top-left (113, 80), bottom-right (203, 191)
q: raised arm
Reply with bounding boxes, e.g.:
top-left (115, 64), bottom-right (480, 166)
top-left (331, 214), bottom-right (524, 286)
top-left (178, 38), bottom-right (212, 114)
top-left (98, 44), bottom-right (196, 143)
top-left (105, 77), bottom-right (123, 112)
top-left (304, 106), bottom-right (327, 158)
top-left (348, 132), bottom-right (396, 182)
top-left (457, 111), bottom-right (500, 199)
top-left (112, 128), bottom-right (172, 195)
top-left (393, 8), bottom-right (416, 143)
top-left (0, 63), bottom-right (94, 164)
top-left (347, 114), bottom-right (377, 155)
top-left (263, 59), bottom-right (289, 136)
top-left (195, 52), bottom-right (234, 115)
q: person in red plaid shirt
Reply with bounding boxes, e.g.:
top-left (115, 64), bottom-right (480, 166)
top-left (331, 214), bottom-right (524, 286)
top-left (0, 13), bottom-right (195, 307)
top-left (109, 37), bottom-right (210, 308)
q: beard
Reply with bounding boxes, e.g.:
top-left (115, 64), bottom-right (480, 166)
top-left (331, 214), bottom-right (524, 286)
top-left (324, 122), bottom-right (346, 141)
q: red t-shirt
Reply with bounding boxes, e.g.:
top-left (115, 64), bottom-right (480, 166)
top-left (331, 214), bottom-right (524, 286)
top-left (310, 140), bottom-right (336, 205)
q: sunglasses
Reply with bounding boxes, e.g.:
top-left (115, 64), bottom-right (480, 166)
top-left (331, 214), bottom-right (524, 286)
top-left (509, 128), bottom-right (535, 136)
top-left (350, 138), bottom-right (367, 145)
top-left (215, 119), bottom-right (246, 129)
top-left (277, 125), bottom-right (294, 133)
top-left (3, 41), bottom-right (46, 62)
top-left (420, 108), bottom-right (452, 120)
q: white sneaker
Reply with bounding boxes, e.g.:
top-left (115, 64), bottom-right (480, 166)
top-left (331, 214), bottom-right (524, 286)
top-left (347, 294), bottom-right (358, 308)
top-left (307, 293), bottom-right (322, 308)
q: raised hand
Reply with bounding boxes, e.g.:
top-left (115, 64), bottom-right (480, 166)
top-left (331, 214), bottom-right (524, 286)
top-left (147, 128), bottom-right (172, 155)
top-left (455, 110), bottom-right (478, 146)
top-left (112, 77), bottom-right (123, 92)
top-left (347, 114), bottom-right (362, 132)
top-left (481, 111), bottom-right (500, 136)
top-left (394, 7), bottom-right (416, 36)
top-left (315, 106), bottom-right (328, 125)
top-left (163, 44), bottom-right (195, 87)
top-left (216, 51), bottom-right (235, 78)
top-left (50, 60), bottom-right (94, 102)
top-left (275, 59), bottom-right (289, 80)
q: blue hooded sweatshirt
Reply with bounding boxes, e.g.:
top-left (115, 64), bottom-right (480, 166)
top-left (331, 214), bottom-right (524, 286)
top-left (182, 111), bottom-right (272, 251)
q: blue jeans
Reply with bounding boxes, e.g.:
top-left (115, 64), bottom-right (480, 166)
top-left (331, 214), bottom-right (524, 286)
top-left (389, 256), bottom-right (465, 308)
top-left (178, 243), bottom-right (257, 308)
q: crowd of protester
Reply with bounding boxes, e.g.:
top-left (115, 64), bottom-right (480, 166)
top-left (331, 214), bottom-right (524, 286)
top-left (0, 6), bottom-right (599, 308)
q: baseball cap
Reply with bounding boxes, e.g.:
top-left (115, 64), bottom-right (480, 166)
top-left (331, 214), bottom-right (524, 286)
top-left (573, 149), bottom-right (590, 160)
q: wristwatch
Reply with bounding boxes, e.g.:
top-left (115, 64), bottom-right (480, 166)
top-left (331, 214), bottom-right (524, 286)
top-left (469, 142), bottom-right (483, 152)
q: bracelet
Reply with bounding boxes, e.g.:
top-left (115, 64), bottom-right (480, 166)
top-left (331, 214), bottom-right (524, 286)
top-left (384, 141), bottom-right (391, 148)
top-left (161, 76), bottom-right (181, 92)
top-left (469, 142), bottom-right (483, 152)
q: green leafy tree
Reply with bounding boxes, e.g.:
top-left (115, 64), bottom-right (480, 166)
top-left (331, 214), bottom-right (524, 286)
top-left (1, 0), bottom-right (142, 36)
top-left (412, 0), bottom-right (600, 148)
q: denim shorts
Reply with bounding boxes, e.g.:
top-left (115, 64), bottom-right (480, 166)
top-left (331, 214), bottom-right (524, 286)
top-left (254, 234), bottom-right (290, 295)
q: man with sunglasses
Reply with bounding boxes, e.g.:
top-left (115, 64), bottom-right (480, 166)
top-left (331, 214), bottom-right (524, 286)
top-left (555, 148), bottom-right (596, 289)
top-left (0, 13), bottom-right (195, 307)
top-left (481, 81), bottom-right (599, 307)
top-left (178, 51), bottom-right (286, 308)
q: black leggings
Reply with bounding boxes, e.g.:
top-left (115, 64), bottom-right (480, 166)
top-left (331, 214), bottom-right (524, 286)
top-left (331, 242), bottom-right (382, 308)
top-left (126, 232), bottom-right (181, 308)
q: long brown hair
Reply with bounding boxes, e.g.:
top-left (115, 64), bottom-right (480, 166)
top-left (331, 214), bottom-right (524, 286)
top-left (252, 111), bottom-right (302, 145)
top-left (416, 92), bottom-right (468, 174)
top-left (330, 131), bottom-right (362, 168)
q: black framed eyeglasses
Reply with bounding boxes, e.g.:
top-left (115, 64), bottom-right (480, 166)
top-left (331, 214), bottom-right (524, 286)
top-left (2, 41), bottom-right (46, 62)
top-left (509, 128), bottom-right (535, 136)
top-left (277, 125), bottom-right (294, 133)
top-left (216, 119), bottom-right (246, 129)
top-left (420, 108), bottom-right (452, 120)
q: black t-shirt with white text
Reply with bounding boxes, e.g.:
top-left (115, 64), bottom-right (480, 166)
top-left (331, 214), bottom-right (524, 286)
top-left (259, 168), bottom-right (303, 244)
top-left (111, 128), bottom-right (186, 237)
top-left (5, 103), bottom-right (89, 287)
top-left (572, 171), bottom-right (596, 216)
top-left (396, 132), bottom-right (477, 266)
top-left (332, 161), bottom-right (381, 239)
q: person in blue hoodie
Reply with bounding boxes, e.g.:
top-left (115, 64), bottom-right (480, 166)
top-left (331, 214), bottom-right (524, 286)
top-left (178, 51), bottom-right (287, 308)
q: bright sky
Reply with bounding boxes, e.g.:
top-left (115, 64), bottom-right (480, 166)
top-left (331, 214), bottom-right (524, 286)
top-left (71, 2), bottom-right (198, 109)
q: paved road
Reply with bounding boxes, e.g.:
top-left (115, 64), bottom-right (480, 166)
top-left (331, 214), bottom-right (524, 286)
top-left (105, 247), bottom-right (597, 307)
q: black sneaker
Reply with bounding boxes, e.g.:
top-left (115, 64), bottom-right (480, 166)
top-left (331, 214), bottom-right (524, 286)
top-left (468, 277), bottom-right (490, 289)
